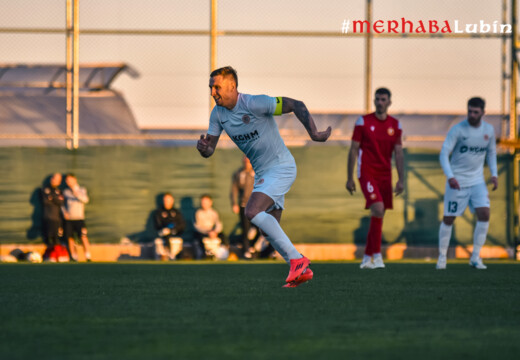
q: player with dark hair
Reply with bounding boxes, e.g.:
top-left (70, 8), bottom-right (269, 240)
top-left (346, 87), bottom-right (404, 269)
top-left (436, 97), bottom-right (498, 270)
top-left (197, 66), bottom-right (331, 287)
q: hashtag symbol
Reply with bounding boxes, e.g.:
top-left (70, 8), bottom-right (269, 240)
top-left (341, 19), bottom-right (350, 34)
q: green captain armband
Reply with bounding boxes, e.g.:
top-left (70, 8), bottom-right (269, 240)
top-left (274, 97), bottom-right (283, 116)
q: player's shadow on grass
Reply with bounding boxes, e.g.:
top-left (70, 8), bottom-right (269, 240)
top-left (399, 199), bottom-right (447, 258)
top-left (26, 174), bottom-right (58, 242)
top-left (27, 187), bottom-right (43, 241)
top-left (178, 196), bottom-right (203, 259)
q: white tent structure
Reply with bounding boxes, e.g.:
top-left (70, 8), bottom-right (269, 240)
top-left (0, 63), bottom-right (144, 146)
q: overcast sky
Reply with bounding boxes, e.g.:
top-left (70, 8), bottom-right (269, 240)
top-left (0, 0), bottom-right (509, 128)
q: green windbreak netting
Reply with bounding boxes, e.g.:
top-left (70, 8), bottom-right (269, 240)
top-left (0, 146), bottom-right (513, 247)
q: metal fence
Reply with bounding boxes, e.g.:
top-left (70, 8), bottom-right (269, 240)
top-left (0, 0), bottom-right (518, 255)
top-left (0, 0), bottom-right (519, 147)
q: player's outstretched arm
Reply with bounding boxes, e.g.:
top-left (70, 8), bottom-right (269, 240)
top-left (346, 141), bottom-right (360, 195)
top-left (281, 97), bottom-right (331, 142)
top-left (196, 134), bottom-right (220, 158)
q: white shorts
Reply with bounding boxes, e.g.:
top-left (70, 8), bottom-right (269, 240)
top-left (443, 181), bottom-right (490, 216)
top-left (253, 162), bottom-right (297, 212)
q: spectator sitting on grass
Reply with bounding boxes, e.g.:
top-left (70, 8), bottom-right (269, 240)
top-left (153, 192), bottom-right (186, 260)
top-left (193, 194), bottom-right (227, 258)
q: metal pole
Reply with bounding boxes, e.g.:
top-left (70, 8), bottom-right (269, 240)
top-left (510, 0), bottom-right (518, 260)
top-left (502, 0), bottom-right (508, 140)
top-left (209, 0), bottom-right (217, 113)
top-left (210, 0), bottom-right (217, 72)
top-left (514, 153), bottom-right (520, 260)
top-left (72, 0), bottom-right (80, 149)
top-left (511, 0), bottom-right (518, 141)
top-left (66, 0), bottom-right (72, 149)
top-left (365, 0), bottom-right (372, 113)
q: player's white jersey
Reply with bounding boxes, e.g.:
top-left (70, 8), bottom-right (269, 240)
top-left (208, 93), bottom-right (295, 176)
top-left (439, 119), bottom-right (497, 187)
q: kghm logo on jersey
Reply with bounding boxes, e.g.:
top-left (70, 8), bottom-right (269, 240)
top-left (387, 127), bottom-right (395, 136)
top-left (232, 129), bottom-right (259, 143)
top-left (242, 114), bottom-right (251, 124)
top-left (460, 145), bottom-right (487, 154)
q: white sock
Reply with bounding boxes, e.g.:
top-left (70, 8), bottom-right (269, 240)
top-left (85, 251), bottom-right (91, 260)
top-left (373, 253), bottom-right (382, 260)
top-left (251, 212), bottom-right (301, 263)
top-left (438, 222), bottom-right (452, 258)
top-left (363, 255), bottom-right (372, 263)
top-left (472, 221), bottom-right (489, 260)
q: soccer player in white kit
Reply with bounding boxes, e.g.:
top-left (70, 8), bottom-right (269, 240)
top-left (197, 66), bottom-right (331, 287)
top-left (437, 97), bottom-right (498, 270)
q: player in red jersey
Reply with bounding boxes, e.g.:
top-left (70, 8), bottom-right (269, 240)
top-left (346, 88), bottom-right (404, 269)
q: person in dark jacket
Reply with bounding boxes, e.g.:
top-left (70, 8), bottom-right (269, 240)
top-left (41, 173), bottom-right (64, 246)
top-left (153, 193), bottom-right (186, 260)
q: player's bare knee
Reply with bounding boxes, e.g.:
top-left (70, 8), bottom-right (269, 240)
top-left (370, 203), bottom-right (385, 218)
top-left (372, 209), bottom-right (384, 218)
top-left (476, 208), bottom-right (490, 222)
top-left (443, 216), bottom-right (455, 226)
top-left (478, 214), bottom-right (490, 222)
top-left (244, 206), bottom-right (260, 221)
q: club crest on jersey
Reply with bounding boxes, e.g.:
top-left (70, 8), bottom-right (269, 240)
top-left (484, 134), bottom-right (489, 140)
top-left (387, 127), bottom-right (395, 136)
top-left (370, 126), bottom-right (375, 131)
top-left (242, 114), bottom-right (251, 124)
top-left (257, 178), bottom-right (264, 185)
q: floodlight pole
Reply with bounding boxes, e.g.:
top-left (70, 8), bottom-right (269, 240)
top-left (72, 0), bottom-right (80, 149)
top-left (210, 0), bottom-right (217, 113)
top-left (66, 0), bottom-right (72, 149)
top-left (511, 0), bottom-right (518, 142)
top-left (502, 0), bottom-right (508, 140)
top-left (511, 0), bottom-right (520, 260)
top-left (364, 0), bottom-right (372, 113)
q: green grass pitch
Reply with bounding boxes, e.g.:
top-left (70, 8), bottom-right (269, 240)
top-left (1, 261), bottom-right (520, 360)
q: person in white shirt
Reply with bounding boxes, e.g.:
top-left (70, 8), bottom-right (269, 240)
top-left (62, 173), bottom-right (91, 261)
top-left (193, 194), bottom-right (226, 259)
top-left (437, 97), bottom-right (498, 270)
top-left (196, 66), bottom-right (331, 287)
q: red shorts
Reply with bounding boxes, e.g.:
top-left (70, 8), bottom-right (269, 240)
top-left (358, 176), bottom-right (393, 210)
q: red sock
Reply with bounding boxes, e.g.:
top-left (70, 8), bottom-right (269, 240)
top-left (366, 216), bottom-right (383, 256)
